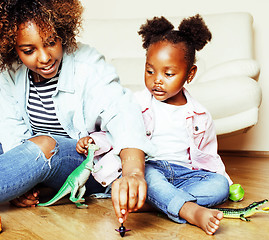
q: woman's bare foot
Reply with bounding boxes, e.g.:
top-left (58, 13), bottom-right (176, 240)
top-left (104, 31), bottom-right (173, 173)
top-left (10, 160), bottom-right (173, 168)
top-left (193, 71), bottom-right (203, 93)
top-left (179, 202), bottom-right (223, 235)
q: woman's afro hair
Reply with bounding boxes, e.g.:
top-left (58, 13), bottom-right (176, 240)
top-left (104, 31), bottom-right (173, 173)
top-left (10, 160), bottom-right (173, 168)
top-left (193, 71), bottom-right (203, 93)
top-left (138, 14), bottom-right (212, 67)
top-left (0, 0), bottom-right (83, 71)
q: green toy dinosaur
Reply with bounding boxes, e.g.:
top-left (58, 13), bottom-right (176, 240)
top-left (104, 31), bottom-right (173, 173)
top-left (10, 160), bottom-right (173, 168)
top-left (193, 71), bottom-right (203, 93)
top-left (38, 144), bottom-right (100, 208)
top-left (215, 199), bottom-right (269, 221)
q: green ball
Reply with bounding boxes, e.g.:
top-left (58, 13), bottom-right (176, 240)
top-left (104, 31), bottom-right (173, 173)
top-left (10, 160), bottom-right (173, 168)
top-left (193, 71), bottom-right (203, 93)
top-left (229, 184), bottom-right (245, 202)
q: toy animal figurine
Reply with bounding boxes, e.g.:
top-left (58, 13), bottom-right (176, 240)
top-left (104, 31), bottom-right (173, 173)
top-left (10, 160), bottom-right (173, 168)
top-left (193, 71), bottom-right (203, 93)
top-left (38, 144), bottom-right (100, 208)
top-left (215, 199), bottom-right (269, 221)
top-left (115, 223), bottom-right (131, 237)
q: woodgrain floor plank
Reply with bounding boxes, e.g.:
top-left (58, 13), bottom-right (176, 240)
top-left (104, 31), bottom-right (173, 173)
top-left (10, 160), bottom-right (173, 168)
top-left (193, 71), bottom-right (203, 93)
top-left (1, 155), bottom-right (269, 239)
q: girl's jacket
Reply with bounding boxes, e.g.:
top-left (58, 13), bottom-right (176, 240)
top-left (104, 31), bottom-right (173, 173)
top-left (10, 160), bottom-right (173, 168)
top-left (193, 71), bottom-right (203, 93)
top-left (134, 88), bottom-right (232, 185)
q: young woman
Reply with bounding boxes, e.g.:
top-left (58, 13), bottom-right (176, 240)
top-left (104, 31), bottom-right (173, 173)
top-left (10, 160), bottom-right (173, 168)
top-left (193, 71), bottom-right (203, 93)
top-left (0, 0), bottom-right (154, 224)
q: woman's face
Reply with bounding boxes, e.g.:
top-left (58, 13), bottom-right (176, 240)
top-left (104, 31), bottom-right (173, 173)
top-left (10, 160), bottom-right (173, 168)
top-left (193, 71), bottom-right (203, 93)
top-left (15, 21), bottom-right (63, 79)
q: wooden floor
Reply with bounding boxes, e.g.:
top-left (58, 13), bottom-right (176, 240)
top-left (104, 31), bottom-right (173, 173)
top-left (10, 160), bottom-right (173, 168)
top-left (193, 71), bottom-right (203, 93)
top-left (1, 155), bottom-right (269, 240)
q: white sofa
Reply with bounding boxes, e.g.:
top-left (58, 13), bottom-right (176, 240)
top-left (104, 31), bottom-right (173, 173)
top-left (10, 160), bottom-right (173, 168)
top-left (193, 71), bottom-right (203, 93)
top-left (79, 12), bottom-right (262, 135)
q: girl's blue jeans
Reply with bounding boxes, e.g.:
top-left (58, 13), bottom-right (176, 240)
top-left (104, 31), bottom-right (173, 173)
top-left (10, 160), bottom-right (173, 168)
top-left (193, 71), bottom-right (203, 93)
top-left (0, 136), bottom-right (105, 203)
top-left (145, 160), bottom-right (230, 223)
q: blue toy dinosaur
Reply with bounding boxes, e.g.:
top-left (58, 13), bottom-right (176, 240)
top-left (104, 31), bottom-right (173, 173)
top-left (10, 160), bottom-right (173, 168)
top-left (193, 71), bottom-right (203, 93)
top-left (38, 144), bottom-right (100, 208)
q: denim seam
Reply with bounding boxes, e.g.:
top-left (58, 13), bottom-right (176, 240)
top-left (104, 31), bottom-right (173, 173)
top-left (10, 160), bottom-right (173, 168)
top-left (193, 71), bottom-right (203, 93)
top-left (179, 174), bottom-right (208, 191)
top-left (156, 160), bottom-right (175, 184)
top-left (147, 195), bottom-right (169, 214)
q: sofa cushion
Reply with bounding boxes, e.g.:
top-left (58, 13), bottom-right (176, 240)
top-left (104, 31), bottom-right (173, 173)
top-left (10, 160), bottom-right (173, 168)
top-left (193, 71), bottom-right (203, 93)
top-left (196, 59), bottom-right (260, 83)
top-left (109, 57), bottom-right (145, 91)
top-left (185, 76), bottom-right (261, 119)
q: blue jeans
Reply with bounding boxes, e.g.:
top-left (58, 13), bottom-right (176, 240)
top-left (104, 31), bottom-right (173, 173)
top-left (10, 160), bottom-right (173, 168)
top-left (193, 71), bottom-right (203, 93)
top-left (0, 143), bottom-right (3, 155)
top-left (145, 160), bottom-right (229, 223)
top-left (0, 136), bottom-right (105, 203)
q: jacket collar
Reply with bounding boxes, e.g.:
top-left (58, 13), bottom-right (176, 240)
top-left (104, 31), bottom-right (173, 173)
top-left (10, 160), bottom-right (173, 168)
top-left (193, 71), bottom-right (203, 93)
top-left (183, 88), bottom-right (206, 116)
top-left (55, 51), bottom-right (75, 94)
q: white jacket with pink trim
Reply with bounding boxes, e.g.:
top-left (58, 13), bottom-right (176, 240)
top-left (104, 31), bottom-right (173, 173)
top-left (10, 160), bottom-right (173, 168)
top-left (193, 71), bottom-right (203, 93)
top-left (134, 88), bottom-right (232, 185)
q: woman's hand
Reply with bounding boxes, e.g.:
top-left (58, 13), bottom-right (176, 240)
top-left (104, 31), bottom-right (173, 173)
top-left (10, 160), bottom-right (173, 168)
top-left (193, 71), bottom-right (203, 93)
top-left (9, 189), bottom-right (40, 208)
top-left (111, 148), bottom-right (147, 223)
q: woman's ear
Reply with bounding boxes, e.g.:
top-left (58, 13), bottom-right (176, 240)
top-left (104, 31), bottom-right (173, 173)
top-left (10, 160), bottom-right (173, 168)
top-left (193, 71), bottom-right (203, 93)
top-left (187, 65), bottom-right (197, 84)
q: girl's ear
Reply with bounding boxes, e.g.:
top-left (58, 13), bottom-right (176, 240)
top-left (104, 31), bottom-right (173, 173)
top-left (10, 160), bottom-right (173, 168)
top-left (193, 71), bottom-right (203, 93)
top-left (187, 65), bottom-right (197, 84)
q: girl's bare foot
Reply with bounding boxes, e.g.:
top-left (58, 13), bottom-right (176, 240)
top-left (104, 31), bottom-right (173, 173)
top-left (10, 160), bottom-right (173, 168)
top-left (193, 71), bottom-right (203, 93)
top-left (179, 202), bottom-right (223, 235)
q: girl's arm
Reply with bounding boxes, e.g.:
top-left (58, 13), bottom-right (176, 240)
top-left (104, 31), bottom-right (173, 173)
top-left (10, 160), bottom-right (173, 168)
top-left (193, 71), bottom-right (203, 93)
top-left (195, 113), bottom-right (233, 184)
top-left (111, 148), bottom-right (146, 223)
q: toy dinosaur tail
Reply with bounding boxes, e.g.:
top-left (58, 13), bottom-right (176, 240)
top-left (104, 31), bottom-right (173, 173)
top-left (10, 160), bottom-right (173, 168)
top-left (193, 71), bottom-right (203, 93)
top-left (37, 184), bottom-right (70, 207)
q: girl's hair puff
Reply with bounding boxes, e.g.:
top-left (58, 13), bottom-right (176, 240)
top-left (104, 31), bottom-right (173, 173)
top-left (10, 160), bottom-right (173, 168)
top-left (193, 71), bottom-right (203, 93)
top-left (0, 0), bottom-right (83, 71)
top-left (138, 14), bottom-right (212, 69)
top-left (138, 16), bottom-right (174, 49)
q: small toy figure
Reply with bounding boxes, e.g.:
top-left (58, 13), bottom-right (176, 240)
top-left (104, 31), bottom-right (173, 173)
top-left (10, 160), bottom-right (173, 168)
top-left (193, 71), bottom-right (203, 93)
top-left (215, 199), bottom-right (269, 221)
top-left (115, 223), bottom-right (131, 237)
top-left (38, 144), bottom-right (100, 208)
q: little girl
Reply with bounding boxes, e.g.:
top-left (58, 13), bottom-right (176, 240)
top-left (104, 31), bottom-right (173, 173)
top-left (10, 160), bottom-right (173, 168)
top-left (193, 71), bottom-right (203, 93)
top-left (136, 15), bottom-right (232, 235)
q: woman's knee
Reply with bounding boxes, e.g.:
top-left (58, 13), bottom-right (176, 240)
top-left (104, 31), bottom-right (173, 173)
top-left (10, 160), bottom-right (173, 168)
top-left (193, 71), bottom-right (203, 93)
top-left (28, 136), bottom-right (56, 159)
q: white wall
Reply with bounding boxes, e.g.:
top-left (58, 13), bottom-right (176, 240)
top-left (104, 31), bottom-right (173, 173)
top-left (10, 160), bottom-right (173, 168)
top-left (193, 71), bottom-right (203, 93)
top-left (80, 0), bottom-right (269, 151)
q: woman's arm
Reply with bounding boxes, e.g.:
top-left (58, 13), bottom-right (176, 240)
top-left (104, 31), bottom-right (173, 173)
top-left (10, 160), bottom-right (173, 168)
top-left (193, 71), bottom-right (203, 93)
top-left (111, 148), bottom-right (146, 223)
top-left (0, 69), bottom-right (32, 152)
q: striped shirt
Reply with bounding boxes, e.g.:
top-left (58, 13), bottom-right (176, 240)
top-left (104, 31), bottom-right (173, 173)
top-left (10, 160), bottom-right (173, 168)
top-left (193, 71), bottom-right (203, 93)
top-left (27, 71), bottom-right (70, 137)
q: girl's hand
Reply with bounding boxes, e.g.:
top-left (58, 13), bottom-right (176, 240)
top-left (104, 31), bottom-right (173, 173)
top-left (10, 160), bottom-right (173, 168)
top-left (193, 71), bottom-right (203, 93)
top-left (111, 172), bottom-right (147, 223)
top-left (112, 148), bottom-right (147, 223)
top-left (9, 189), bottom-right (40, 208)
top-left (76, 136), bottom-right (94, 155)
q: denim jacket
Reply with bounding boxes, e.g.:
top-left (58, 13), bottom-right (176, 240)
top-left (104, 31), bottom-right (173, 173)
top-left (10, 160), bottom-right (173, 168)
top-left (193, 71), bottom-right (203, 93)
top-left (134, 88), bottom-right (232, 184)
top-left (0, 43), bottom-right (154, 186)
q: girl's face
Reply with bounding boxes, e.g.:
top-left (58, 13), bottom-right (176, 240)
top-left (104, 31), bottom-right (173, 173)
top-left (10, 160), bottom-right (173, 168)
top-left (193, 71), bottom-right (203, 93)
top-left (15, 21), bottom-right (63, 80)
top-left (145, 41), bottom-right (197, 105)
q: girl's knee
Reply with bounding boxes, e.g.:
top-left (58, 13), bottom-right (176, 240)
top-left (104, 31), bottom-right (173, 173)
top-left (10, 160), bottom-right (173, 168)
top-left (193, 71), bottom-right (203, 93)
top-left (212, 175), bottom-right (230, 199)
top-left (29, 136), bottom-right (56, 159)
top-left (217, 175), bottom-right (230, 190)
